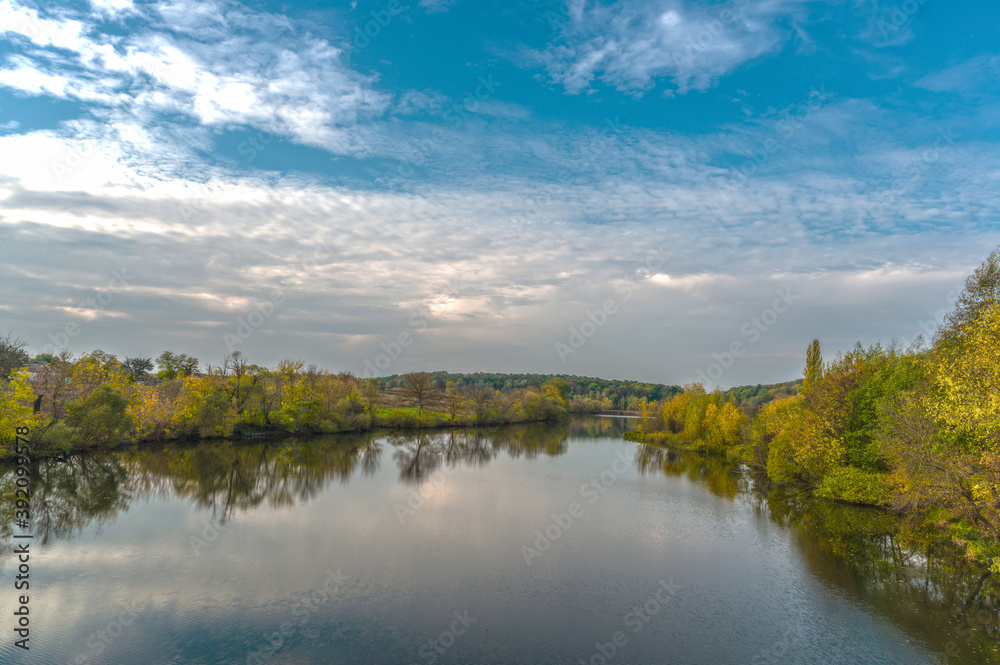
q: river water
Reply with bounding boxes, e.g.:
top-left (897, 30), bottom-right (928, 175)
top-left (1, 416), bottom-right (997, 664)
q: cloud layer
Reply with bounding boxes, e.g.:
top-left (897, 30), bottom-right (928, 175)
top-left (0, 0), bottom-right (997, 387)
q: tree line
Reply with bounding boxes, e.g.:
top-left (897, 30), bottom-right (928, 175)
top-left (631, 247), bottom-right (1000, 566)
top-left (0, 348), bottom-right (580, 456)
top-left (381, 371), bottom-right (682, 413)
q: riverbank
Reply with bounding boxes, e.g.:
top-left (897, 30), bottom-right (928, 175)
top-left (627, 429), bottom-right (1000, 573)
top-left (3, 404), bottom-right (573, 461)
top-left (10, 408), bottom-right (647, 461)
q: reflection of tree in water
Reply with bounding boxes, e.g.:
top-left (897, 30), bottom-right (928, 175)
top-left (0, 422), bottom-right (570, 551)
top-left (634, 443), bottom-right (747, 500)
top-left (509, 421), bottom-right (569, 458)
top-left (392, 432), bottom-right (446, 484)
top-left (0, 455), bottom-right (134, 584)
top-left (636, 441), bottom-right (1000, 657)
top-left (769, 487), bottom-right (1000, 655)
top-left (124, 433), bottom-right (373, 521)
top-left (0, 455), bottom-right (133, 545)
top-left (4, 423), bottom-right (996, 658)
top-left (355, 435), bottom-right (383, 479)
top-left (569, 415), bottom-right (640, 439)
top-left (390, 423), bottom-right (569, 484)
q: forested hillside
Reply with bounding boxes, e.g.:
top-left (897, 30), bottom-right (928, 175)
top-left (382, 371), bottom-right (683, 412)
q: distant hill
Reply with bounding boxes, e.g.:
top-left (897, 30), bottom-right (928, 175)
top-left (725, 379), bottom-right (802, 416)
top-left (380, 370), bottom-right (799, 414)
top-left (381, 371), bottom-right (683, 409)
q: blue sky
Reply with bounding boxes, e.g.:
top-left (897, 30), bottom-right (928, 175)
top-left (0, 0), bottom-right (997, 387)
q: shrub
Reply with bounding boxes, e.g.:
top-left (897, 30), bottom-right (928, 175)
top-left (66, 385), bottom-right (133, 448)
top-left (34, 421), bottom-right (77, 453)
top-left (815, 466), bottom-right (893, 506)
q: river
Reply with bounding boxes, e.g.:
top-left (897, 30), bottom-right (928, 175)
top-left (1, 416), bottom-right (997, 664)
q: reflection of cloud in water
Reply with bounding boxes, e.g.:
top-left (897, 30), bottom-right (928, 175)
top-left (0, 422), bottom-right (571, 545)
top-left (1, 422), bottom-right (996, 648)
top-left (0, 421), bottom-right (996, 665)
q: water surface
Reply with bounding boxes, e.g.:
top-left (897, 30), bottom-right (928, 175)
top-left (1, 417), bottom-right (997, 664)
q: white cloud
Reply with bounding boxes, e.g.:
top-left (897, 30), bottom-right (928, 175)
top-left (90, 0), bottom-right (134, 14)
top-left (0, 0), bottom-right (994, 387)
top-left (526, 0), bottom-right (815, 95)
top-left (915, 54), bottom-right (1000, 93)
top-left (0, 1), bottom-right (94, 53)
top-left (0, 0), bottom-right (390, 155)
top-left (0, 113), bottom-right (994, 386)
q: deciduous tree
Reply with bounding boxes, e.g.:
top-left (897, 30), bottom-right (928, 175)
top-left (804, 339), bottom-right (823, 390)
top-left (362, 378), bottom-right (383, 414)
top-left (156, 351), bottom-right (200, 380)
top-left (66, 384), bottom-right (133, 448)
top-left (464, 383), bottom-right (495, 423)
top-left (402, 371), bottom-right (435, 413)
top-left (123, 356), bottom-right (154, 381)
top-left (0, 330), bottom-right (30, 379)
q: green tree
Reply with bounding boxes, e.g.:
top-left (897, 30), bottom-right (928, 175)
top-left (362, 378), bottom-right (382, 414)
top-left (445, 382), bottom-right (466, 422)
top-left (191, 386), bottom-right (235, 438)
top-left (936, 245), bottom-right (1000, 351)
top-left (123, 356), bottom-right (154, 381)
top-left (66, 385), bottom-right (133, 447)
top-left (156, 351), bottom-right (199, 380)
top-left (804, 339), bottom-right (823, 390)
top-left (85, 349), bottom-right (120, 371)
top-left (464, 383), bottom-right (495, 423)
top-left (0, 331), bottom-right (30, 379)
top-left (543, 377), bottom-right (571, 403)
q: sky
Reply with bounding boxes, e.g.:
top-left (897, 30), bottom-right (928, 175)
top-left (0, 0), bottom-right (997, 388)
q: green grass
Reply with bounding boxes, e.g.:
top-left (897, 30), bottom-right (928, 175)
top-left (372, 407), bottom-right (457, 429)
top-left (374, 407), bottom-right (450, 418)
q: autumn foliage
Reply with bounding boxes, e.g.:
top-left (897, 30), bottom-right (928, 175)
top-left (0, 353), bottom-right (570, 457)
top-left (634, 247), bottom-right (1000, 555)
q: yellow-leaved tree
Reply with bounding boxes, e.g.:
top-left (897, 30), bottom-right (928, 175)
top-left (767, 340), bottom-right (847, 484)
top-left (884, 248), bottom-right (1000, 541)
top-left (175, 375), bottom-right (236, 438)
top-left (704, 400), bottom-right (747, 450)
top-left (933, 299), bottom-right (1000, 444)
top-left (0, 370), bottom-right (50, 455)
top-left (745, 394), bottom-right (795, 471)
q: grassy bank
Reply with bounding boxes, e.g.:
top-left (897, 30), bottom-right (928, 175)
top-left (0, 367), bottom-right (572, 460)
top-left (3, 404), bottom-right (571, 460)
